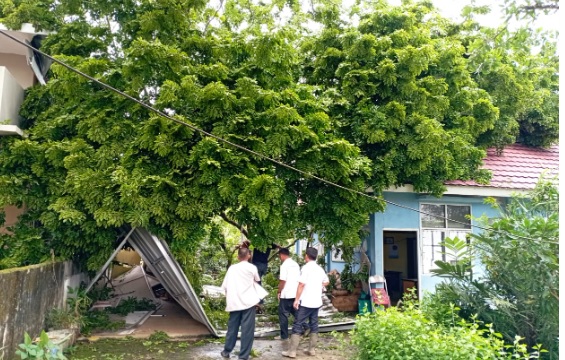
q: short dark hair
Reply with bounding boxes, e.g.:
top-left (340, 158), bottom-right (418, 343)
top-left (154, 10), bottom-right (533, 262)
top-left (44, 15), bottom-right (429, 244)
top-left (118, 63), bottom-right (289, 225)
top-left (278, 248), bottom-right (290, 256)
top-left (238, 247), bottom-right (250, 260)
top-left (305, 247), bottom-right (318, 260)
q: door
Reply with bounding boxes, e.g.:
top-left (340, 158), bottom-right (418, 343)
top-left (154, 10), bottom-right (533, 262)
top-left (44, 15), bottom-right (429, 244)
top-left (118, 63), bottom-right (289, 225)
top-left (382, 231), bottom-right (418, 301)
top-left (406, 237), bottom-right (417, 279)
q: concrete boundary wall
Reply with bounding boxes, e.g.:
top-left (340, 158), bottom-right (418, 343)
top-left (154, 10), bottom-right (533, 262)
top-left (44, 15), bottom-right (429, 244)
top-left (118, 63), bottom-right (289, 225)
top-left (0, 261), bottom-right (87, 360)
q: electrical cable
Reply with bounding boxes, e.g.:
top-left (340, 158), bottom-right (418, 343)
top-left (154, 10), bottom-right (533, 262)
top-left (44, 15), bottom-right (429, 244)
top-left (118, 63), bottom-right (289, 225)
top-left (0, 29), bottom-right (557, 245)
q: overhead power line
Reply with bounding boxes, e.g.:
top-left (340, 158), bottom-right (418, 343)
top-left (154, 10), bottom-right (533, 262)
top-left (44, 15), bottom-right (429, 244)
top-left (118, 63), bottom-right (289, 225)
top-left (0, 29), bottom-right (557, 245)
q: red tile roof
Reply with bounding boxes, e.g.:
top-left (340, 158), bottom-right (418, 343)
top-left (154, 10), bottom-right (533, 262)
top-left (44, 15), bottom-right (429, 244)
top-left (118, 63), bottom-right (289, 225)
top-left (445, 144), bottom-right (559, 190)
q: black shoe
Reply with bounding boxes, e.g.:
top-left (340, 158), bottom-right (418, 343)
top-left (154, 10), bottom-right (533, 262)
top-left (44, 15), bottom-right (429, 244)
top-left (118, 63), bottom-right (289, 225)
top-left (221, 350), bottom-right (230, 358)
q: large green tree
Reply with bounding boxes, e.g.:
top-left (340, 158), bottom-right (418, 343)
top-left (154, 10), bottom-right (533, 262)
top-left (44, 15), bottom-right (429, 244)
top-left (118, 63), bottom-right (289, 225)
top-left (0, 0), bottom-right (379, 270)
top-left (0, 0), bottom-right (558, 270)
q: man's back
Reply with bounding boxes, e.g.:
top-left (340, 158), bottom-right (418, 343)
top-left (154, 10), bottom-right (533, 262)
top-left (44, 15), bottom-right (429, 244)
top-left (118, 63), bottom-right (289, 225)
top-left (222, 261), bottom-right (260, 312)
top-left (280, 257), bottom-right (300, 299)
top-left (298, 261), bottom-right (329, 308)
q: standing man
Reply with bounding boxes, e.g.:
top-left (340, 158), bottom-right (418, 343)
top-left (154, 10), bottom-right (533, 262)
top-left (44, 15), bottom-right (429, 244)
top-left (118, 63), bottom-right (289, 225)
top-left (221, 247), bottom-right (261, 360)
top-left (276, 248), bottom-right (300, 342)
top-left (282, 247), bottom-right (329, 358)
top-left (251, 243), bottom-right (279, 285)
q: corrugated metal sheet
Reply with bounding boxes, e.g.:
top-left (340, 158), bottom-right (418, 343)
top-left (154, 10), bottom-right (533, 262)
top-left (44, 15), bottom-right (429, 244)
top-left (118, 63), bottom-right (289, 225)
top-left (126, 227), bottom-right (218, 337)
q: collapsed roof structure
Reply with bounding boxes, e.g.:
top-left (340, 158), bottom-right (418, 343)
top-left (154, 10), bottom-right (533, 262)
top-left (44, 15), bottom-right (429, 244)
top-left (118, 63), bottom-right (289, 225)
top-left (87, 226), bottom-right (218, 337)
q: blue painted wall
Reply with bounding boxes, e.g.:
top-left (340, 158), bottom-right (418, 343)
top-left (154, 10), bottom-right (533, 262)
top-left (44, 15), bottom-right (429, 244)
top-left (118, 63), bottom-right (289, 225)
top-left (325, 190), bottom-right (504, 296)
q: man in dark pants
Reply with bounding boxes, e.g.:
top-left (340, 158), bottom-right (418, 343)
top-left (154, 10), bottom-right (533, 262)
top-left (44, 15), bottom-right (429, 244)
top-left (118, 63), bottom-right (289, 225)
top-left (276, 248), bottom-right (300, 342)
top-left (251, 243), bottom-right (279, 284)
top-left (282, 247), bottom-right (329, 358)
top-left (221, 247), bottom-right (261, 360)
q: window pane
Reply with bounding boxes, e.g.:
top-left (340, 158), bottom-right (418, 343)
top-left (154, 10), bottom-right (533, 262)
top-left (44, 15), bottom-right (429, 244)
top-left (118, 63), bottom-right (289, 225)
top-left (422, 230), bottom-right (444, 273)
top-left (447, 206), bottom-right (471, 229)
top-left (421, 204), bottom-right (445, 228)
top-left (447, 231), bottom-right (471, 244)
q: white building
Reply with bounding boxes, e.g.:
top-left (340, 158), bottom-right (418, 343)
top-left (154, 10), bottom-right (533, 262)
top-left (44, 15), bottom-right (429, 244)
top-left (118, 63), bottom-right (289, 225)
top-left (0, 23), bottom-right (51, 233)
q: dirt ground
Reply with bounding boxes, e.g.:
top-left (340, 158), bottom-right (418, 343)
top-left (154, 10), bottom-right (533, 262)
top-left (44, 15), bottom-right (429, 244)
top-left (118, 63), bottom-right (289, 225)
top-left (68, 334), bottom-right (352, 360)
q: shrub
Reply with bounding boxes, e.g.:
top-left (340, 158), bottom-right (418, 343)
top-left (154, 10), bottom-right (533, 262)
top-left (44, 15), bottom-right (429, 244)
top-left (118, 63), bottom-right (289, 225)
top-left (339, 264), bottom-right (357, 293)
top-left (419, 290), bottom-right (463, 327)
top-left (45, 308), bottom-right (83, 331)
top-left (262, 272), bottom-right (279, 289)
top-left (16, 331), bottom-right (67, 360)
top-left (432, 180), bottom-right (559, 358)
top-left (263, 287), bottom-right (279, 315)
top-left (202, 296), bottom-right (226, 312)
top-left (351, 306), bottom-right (543, 360)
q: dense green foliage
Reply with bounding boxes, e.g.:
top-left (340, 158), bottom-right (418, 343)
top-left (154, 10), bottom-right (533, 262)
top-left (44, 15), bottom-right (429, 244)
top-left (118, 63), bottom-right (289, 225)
top-left (431, 180), bottom-right (559, 358)
top-left (351, 304), bottom-right (544, 359)
top-left (0, 0), bottom-right (558, 271)
top-left (457, 8), bottom-right (559, 148)
top-left (0, 211), bottom-right (53, 269)
top-left (302, 1), bottom-right (498, 194)
top-left (0, 0), bottom-right (379, 271)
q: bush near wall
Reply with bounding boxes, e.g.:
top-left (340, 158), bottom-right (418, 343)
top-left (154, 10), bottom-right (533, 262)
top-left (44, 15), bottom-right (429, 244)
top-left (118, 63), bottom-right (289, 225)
top-left (350, 306), bottom-right (544, 360)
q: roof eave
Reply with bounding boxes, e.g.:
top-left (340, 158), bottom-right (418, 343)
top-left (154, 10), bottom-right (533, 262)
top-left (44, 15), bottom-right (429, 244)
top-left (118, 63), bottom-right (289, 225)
top-left (382, 184), bottom-right (529, 198)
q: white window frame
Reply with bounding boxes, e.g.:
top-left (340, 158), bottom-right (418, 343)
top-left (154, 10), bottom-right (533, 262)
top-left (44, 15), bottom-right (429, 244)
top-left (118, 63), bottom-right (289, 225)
top-left (419, 203), bottom-right (472, 274)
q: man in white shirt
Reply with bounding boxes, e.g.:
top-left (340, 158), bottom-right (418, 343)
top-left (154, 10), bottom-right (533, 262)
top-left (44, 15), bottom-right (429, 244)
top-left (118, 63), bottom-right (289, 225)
top-left (276, 247), bottom-right (300, 341)
top-left (282, 247), bottom-right (329, 358)
top-left (221, 247), bottom-right (261, 360)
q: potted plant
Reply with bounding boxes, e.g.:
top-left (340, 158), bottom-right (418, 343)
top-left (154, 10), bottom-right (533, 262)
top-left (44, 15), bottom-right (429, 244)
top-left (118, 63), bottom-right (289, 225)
top-left (330, 264), bottom-right (360, 312)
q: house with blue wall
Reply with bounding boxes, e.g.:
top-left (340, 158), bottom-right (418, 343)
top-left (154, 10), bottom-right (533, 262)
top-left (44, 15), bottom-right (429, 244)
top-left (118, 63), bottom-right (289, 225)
top-left (325, 144), bottom-right (558, 302)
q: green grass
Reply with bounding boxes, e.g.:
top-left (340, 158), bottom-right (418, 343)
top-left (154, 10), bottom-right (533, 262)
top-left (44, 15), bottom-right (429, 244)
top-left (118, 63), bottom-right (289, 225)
top-left (67, 338), bottom-right (213, 360)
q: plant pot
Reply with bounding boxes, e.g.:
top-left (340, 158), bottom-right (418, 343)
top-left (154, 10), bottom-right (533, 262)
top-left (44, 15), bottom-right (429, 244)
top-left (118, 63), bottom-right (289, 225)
top-left (331, 294), bottom-right (358, 312)
top-left (331, 289), bottom-right (349, 297)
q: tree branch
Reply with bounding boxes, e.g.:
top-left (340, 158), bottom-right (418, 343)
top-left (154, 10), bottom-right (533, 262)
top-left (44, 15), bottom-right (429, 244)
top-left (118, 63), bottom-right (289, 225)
top-left (203, 0), bottom-right (226, 33)
top-left (267, 238), bottom-right (301, 262)
top-left (522, 4), bottom-right (559, 10)
top-left (219, 212), bottom-right (248, 238)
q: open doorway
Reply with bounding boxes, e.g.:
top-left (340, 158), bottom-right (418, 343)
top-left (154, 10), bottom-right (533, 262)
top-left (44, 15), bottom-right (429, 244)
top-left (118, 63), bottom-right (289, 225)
top-left (382, 231), bottom-right (418, 304)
